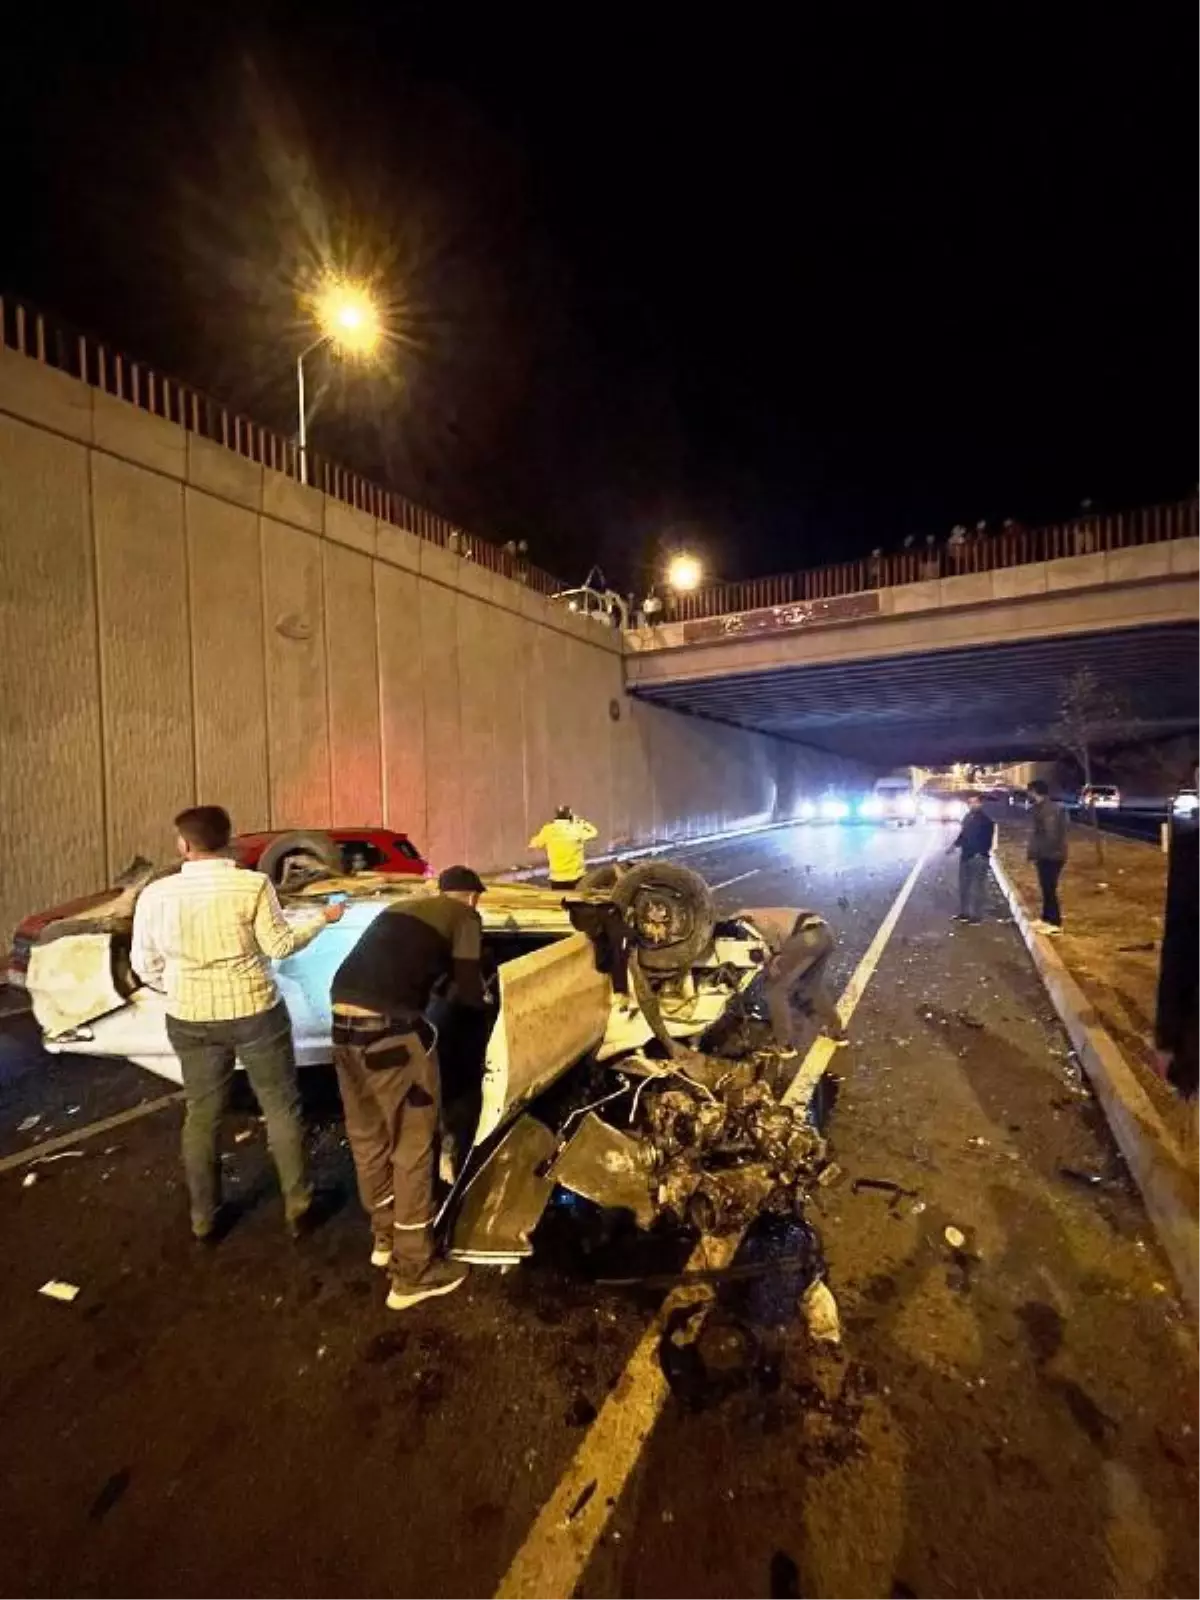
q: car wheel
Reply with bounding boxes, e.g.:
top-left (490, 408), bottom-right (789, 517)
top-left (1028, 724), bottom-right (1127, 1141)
top-left (575, 861), bottom-right (633, 894)
top-left (257, 830), bottom-right (344, 887)
top-left (610, 860), bottom-right (716, 973)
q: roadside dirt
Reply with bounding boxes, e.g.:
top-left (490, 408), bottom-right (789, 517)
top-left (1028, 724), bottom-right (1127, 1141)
top-left (996, 823), bottom-right (1196, 1155)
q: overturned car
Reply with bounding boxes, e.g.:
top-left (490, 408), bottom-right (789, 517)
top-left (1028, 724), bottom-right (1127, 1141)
top-left (26, 846), bottom-right (831, 1267)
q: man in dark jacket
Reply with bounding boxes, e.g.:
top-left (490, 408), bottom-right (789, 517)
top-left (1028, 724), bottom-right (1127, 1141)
top-left (1154, 816), bottom-right (1198, 1101)
top-left (947, 792), bottom-right (995, 923)
top-left (1026, 779), bottom-right (1068, 934)
top-left (330, 866), bottom-right (488, 1311)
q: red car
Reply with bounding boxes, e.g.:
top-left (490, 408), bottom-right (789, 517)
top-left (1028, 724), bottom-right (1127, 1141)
top-left (5, 827), bottom-right (429, 988)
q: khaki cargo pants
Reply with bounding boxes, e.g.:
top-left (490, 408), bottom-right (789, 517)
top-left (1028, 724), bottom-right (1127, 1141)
top-left (332, 1011), bottom-right (440, 1281)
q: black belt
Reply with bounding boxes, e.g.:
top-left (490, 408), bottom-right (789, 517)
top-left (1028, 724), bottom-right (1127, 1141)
top-left (332, 1008), bottom-right (431, 1045)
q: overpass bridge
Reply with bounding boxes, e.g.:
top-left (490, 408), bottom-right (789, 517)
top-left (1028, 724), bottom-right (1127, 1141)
top-left (625, 504), bottom-right (1199, 766)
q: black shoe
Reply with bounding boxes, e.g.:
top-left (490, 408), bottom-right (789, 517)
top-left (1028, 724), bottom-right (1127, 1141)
top-left (287, 1185), bottom-right (345, 1241)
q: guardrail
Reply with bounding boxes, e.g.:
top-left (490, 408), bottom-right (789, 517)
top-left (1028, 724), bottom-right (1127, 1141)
top-left (0, 294), bottom-right (566, 597)
top-left (668, 498), bottom-right (1199, 622)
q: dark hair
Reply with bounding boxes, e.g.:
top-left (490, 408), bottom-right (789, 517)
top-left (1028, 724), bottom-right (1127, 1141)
top-left (174, 805), bottom-right (232, 852)
top-left (965, 790), bottom-right (982, 802)
top-left (555, 805), bottom-right (573, 820)
top-left (1028, 779), bottom-right (1050, 797)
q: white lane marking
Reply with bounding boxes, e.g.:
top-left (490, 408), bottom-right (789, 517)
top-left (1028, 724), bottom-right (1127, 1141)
top-left (708, 868), bottom-right (761, 892)
top-left (0, 1092), bottom-right (184, 1176)
top-left (782, 844), bottom-right (933, 1109)
top-left (495, 844), bottom-right (934, 1600)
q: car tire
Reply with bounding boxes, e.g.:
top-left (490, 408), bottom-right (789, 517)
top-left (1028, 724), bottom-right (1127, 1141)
top-left (257, 830), bottom-right (344, 887)
top-left (610, 860), bottom-right (715, 973)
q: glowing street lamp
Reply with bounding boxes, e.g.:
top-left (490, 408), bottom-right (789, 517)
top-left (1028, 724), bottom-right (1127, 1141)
top-left (297, 276), bottom-right (382, 483)
top-left (666, 552), bottom-right (703, 593)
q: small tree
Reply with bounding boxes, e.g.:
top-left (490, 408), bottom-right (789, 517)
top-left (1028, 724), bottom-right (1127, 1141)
top-left (1047, 666), bottom-right (1131, 862)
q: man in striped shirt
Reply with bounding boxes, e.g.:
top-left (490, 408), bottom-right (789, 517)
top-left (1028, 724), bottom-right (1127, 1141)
top-left (131, 805), bottom-right (344, 1241)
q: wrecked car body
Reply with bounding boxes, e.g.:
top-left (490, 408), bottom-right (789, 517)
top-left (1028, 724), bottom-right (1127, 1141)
top-left (26, 856), bottom-right (831, 1270)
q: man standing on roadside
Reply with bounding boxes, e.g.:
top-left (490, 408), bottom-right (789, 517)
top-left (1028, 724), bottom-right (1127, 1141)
top-left (947, 792), bottom-right (995, 923)
top-left (330, 866), bottom-right (489, 1311)
top-left (1026, 779), bottom-right (1069, 934)
top-left (131, 806), bottom-right (344, 1242)
top-left (528, 805), bottom-right (598, 890)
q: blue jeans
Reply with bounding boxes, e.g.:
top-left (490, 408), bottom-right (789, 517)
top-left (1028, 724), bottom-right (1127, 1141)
top-left (959, 854), bottom-right (988, 920)
top-left (165, 1001), bottom-right (309, 1234)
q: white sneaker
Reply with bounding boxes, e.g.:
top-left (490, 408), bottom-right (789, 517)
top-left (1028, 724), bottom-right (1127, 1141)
top-left (1041, 922), bottom-right (1063, 937)
top-left (386, 1260), bottom-right (469, 1311)
top-left (370, 1240), bottom-right (392, 1270)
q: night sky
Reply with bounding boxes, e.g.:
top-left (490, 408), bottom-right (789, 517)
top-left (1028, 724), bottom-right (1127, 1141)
top-left (5, 5), bottom-right (1195, 589)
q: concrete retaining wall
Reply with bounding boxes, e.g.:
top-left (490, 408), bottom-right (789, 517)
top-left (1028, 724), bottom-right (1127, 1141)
top-left (0, 346), bottom-right (864, 941)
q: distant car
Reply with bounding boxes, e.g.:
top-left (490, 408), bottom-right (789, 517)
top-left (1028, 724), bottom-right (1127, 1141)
top-left (5, 828), bottom-right (429, 988)
top-left (1172, 786), bottom-right (1198, 818)
top-left (858, 777), bottom-right (918, 826)
top-left (1080, 785), bottom-right (1121, 811)
top-left (917, 793), bottom-right (968, 823)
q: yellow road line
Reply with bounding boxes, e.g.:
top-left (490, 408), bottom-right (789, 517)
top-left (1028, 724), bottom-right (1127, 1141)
top-left (495, 845), bottom-right (934, 1599)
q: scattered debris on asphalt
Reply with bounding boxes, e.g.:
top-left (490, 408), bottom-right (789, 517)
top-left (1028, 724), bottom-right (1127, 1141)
top-left (566, 1480), bottom-right (597, 1522)
top-left (801, 1279), bottom-right (842, 1344)
top-left (944, 1225), bottom-right (967, 1250)
top-left (234, 1129), bottom-right (254, 1144)
top-left (38, 1279), bottom-right (80, 1303)
top-left (30, 1149), bottom-right (84, 1166)
top-left (21, 1172), bottom-right (37, 1188)
top-left (851, 1176), bottom-right (918, 1213)
top-left (17, 1115), bottom-right (41, 1133)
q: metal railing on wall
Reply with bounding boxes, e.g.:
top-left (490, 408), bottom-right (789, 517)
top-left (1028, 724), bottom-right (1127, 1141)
top-left (667, 498), bottom-right (1199, 622)
top-left (0, 294), bottom-right (566, 598)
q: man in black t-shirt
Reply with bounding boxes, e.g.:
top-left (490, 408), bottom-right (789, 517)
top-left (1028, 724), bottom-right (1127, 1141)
top-left (330, 865), bottom-right (488, 1311)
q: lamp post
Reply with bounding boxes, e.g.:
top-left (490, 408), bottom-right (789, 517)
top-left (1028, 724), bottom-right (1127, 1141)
top-left (296, 278), bottom-right (381, 484)
top-left (666, 552), bottom-right (703, 593)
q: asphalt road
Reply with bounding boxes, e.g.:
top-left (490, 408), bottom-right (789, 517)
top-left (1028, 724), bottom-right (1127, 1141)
top-left (0, 821), bottom-right (1195, 1599)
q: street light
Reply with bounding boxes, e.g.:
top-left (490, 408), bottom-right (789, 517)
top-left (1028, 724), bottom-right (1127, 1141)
top-left (297, 276), bottom-right (383, 483)
top-left (666, 552), bottom-right (703, 593)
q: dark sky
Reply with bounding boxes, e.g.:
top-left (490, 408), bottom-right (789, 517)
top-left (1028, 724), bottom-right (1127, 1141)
top-left (6, 4), bottom-right (1195, 588)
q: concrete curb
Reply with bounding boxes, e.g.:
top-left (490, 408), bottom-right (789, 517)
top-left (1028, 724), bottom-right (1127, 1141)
top-left (991, 851), bottom-right (1198, 1319)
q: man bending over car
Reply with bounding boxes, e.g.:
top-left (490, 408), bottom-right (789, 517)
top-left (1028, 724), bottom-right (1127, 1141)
top-left (330, 865), bottom-right (489, 1311)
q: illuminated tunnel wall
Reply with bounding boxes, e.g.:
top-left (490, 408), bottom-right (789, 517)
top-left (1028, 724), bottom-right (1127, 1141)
top-left (0, 345), bottom-right (867, 942)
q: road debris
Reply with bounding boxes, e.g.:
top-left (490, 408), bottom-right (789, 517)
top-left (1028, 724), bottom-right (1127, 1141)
top-left (234, 1129), bottom-right (254, 1144)
top-left (17, 1115), bottom-right (41, 1133)
top-left (801, 1279), bottom-right (842, 1344)
top-left (566, 1480), bottom-right (597, 1523)
top-left (851, 1176), bottom-right (918, 1213)
top-left (21, 1171), bottom-right (38, 1189)
top-left (38, 1279), bottom-right (81, 1303)
top-left (944, 1225), bottom-right (967, 1250)
top-left (31, 1150), bottom-right (85, 1165)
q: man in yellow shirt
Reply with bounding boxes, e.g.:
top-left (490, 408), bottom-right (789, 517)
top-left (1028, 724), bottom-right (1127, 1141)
top-left (529, 805), bottom-right (598, 889)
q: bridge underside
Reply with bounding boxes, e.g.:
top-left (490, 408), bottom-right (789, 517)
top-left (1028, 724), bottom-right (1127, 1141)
top-left (630, 622), bottom-right (1199, 766)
